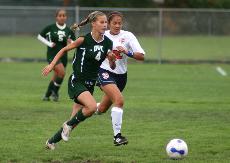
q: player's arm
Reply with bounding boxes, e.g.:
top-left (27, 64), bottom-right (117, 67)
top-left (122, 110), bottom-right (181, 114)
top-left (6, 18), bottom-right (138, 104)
top-left (117, 32), bottom-right (145, 61)
top-left (38, 26), bottom-right (56, 48)
top-left (42, 37), bottom-right (84, 76)
top-left (37, 34), bottom-right (55, 48)
top-left (107, 51), bottom-right (116, 70)
top-left (116, 46), bottom-right (144, 61)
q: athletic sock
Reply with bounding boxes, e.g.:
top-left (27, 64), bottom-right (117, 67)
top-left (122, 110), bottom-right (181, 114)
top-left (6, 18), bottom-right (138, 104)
top-left (45, 81), bottom-right (54, 97)
top-left (111, 107), bottom-right (123, 136)
top-left (94, 103), bottom-right (102, 115)
top-left (48, 127), bottom-right (63, 144)
top-left (67, 109), bottom-right (88, 127)
top-left (53, 77), bottom-right (64, 94)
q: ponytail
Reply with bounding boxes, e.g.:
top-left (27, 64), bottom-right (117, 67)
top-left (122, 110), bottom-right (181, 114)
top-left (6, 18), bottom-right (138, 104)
top-left (70, 11), bottom-right (105, 31)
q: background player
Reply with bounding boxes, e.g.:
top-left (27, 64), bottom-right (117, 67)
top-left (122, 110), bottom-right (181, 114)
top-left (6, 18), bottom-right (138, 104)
top-left (42, 11), bottom-right (116, 150)
top-left (38, 8), bottom-right (76, 101)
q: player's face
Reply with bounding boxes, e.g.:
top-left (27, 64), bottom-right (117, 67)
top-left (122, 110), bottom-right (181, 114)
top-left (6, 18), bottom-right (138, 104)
top-left (56, 10), bottom-right (67, 26)
top-left (93, 15), bottom-right (108, 35)
top-left (109, 15), bottom-right (123, 35)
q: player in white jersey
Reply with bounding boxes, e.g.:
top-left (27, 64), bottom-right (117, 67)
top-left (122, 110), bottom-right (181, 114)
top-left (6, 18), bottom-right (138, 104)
top-left (96, 11), bottom-right (145, 146)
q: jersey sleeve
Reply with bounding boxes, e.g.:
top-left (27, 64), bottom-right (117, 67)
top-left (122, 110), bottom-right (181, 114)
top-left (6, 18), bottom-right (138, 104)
top-left (39, 25), bottom-right (50, 38)
top-left (128, 32), bottom-right (145, 54)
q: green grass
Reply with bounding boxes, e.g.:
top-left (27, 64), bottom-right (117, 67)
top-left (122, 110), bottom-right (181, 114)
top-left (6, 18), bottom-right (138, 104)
top-left (1, 35), bottom-right (230, 61)
top-left (0, 62), bottom-right (230, 162)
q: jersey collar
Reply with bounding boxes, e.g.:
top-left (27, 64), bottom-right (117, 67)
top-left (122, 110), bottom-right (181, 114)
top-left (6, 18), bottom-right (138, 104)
top-left (56, 22), bottom-right (66, 30)
top-left (91, 32), bottom-right (104, 43)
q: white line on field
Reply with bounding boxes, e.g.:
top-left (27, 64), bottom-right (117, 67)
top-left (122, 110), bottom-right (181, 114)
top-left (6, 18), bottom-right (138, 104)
top-left (216, 66), bottom-right (227, 76)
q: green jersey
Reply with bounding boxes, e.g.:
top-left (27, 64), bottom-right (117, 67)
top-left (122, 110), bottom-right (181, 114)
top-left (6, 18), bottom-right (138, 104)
top-left (72, 33), bottom-right (113, 81)
top-left (40, 23), bottom-right (76, 57)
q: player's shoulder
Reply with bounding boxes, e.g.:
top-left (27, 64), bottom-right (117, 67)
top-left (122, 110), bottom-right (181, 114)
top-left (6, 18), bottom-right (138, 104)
top-left (48, 23), bottom-right (56, 28)
top-left (81, 33), bottom-right (90, 39)
top-left (104, 35), bottom-right (112, 43)
top-left (120, 30), bottom-right (135, 38)
top-left (43, 23), bottom-right (55, 30)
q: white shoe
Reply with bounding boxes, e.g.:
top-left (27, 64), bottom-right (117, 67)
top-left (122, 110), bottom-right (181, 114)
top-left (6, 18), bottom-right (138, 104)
top-left (45, 140), bottom-right (55, 150)
top-left (61, 122), bottom-right (72, 142)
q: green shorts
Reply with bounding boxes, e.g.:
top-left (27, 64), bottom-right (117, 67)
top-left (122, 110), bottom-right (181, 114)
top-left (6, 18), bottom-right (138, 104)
top-left (47, 54), bottom-right (68, 68)
top-left (68, 74), bottom-right (96, 104)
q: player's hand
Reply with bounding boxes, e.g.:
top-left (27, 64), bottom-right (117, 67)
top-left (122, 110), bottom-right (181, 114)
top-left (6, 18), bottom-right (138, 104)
top-left (108, 52), bottom-right (116, 70)
top-left (108, 52), bottom-right (116, 62)
top-left (42, 64), bottom-right (54, 76)
top-left (116, 46), bottom-right (128, 54)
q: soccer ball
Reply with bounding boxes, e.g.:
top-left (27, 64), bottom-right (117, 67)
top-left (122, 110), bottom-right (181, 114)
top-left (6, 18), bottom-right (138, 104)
top-left (166, 139), bottom-right (188, 159)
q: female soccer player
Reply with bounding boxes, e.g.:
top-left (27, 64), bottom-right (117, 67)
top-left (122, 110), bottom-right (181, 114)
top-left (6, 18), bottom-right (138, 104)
top-left (42, 11), bottom-right (116, 150)
top-left (38, 9), bottom-right (76, 101)
top-left (96, 11), bottom-right (145, 146)
top-left (71, 11), bottom-right (145, 146)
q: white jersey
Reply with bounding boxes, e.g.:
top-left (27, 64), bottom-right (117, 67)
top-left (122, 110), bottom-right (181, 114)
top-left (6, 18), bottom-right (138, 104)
top-left (100, 30), bottom-right (145, 74)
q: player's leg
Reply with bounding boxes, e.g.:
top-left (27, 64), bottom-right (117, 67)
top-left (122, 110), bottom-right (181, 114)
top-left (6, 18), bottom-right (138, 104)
top-left (71, 103), bottom-right (82, 118)
top-left (52, 63), bottom-right (65, 101)
top-left (100, 84), bottom-right (128, 146)
top-left (61, 91), bottom-right (97, 141)
top-left (43, 71), bottom-right (57, 101)
top-left (94, 94), bottom-right (112, 115)
top-left (46, 91), bottom-right (96, 149)
top-left (69, 103), bottom-right (82, 130)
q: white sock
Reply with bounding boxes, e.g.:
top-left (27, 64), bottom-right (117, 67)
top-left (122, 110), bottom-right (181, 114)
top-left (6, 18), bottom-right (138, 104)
top-left (111, 107), bottom-right (123, 136)
top-left (94, 103), bottom-right (101, 115)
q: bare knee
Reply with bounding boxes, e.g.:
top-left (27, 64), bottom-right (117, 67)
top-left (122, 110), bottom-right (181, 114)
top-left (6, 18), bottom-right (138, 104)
top-left (57, 70), bottom-right (65, 78)
top-left (54, 66), bottom-right (65, 78)
top-left (114, 95), bottom-right (124, 108)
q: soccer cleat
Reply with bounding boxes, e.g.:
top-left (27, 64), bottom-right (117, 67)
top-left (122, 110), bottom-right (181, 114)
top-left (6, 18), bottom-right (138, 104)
top-left (61, 122), bottom-right (72, 142)
top-left (42, 96), bottom-right (50, 101)
top-left (51, 91), bottom-right (59, 102)
top-left (45, 140), bottom-right (55, 150)
top-left (114, 133), bottom-right (128, 146)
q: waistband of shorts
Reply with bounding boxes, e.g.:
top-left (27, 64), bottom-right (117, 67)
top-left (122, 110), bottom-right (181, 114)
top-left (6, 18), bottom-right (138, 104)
top-left (99, 68), bottom-right (127, 77)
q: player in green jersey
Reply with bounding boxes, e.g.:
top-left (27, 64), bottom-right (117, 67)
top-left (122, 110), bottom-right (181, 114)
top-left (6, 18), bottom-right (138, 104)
top-left (42, 11), bottom-right (116, 150)
top-left (38, 8), bottom-right (76, 101)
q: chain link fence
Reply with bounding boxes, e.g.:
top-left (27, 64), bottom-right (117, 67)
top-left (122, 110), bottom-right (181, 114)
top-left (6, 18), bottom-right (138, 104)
top-left (0, 6), bottom-right (230, 62)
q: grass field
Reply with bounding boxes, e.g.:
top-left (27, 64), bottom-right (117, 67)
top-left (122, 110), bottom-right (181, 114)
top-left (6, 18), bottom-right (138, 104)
top-left (0, 62), bottom-right (230, 162)
top-left (0, 35), bottom-right (230, 61)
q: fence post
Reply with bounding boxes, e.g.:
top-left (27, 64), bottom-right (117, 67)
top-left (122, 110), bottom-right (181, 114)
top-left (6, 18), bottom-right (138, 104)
top-left (75, 5), bottom-right (80, 35)
top-left (157, 8), bottom-right (163, 64)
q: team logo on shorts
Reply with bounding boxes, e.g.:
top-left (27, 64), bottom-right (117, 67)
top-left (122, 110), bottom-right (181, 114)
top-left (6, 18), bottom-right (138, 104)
top-left (102, 72), bottom-right (109, 79)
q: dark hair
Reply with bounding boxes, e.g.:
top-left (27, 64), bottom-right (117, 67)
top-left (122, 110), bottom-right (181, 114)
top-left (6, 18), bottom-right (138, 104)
top-left (107, 11), bottom-right (123, 23)
top-left (70, 11), bottom-right (105, 31)
top-left (55, 8), bottom-right (67, 17)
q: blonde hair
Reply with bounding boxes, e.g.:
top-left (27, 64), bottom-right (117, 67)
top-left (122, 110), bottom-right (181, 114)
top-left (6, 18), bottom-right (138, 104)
top-left (70, 11), bottom-right (105, 31)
